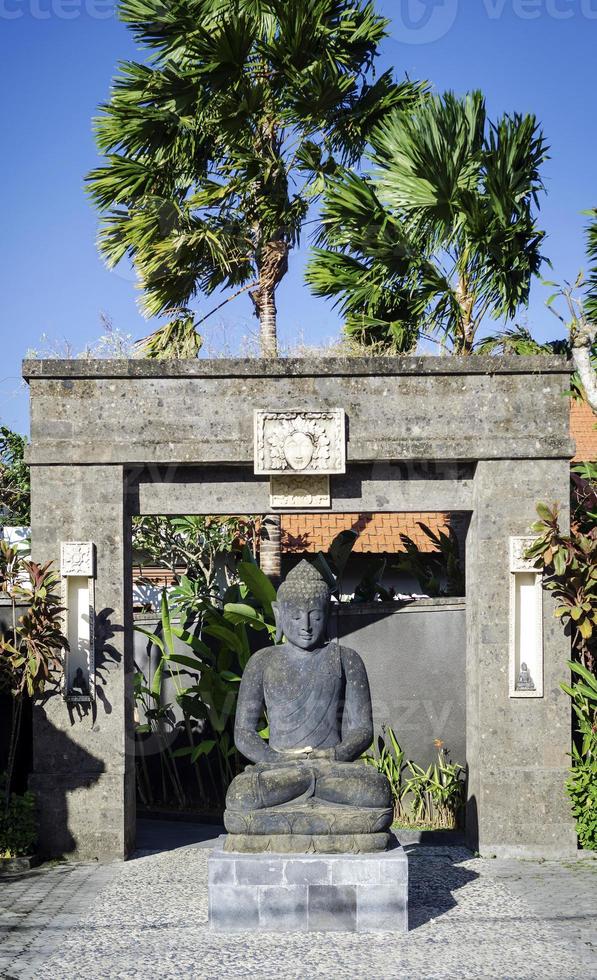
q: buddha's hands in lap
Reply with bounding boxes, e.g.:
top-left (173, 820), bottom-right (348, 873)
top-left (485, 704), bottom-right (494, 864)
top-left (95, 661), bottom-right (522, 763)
top-left (274, 746), bottom-right (336, 763)
top-left (306, 747), bottom-right (336, 761)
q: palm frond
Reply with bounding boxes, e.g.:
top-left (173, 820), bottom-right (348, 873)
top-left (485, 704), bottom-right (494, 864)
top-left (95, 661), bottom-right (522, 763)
top-left (89, 0), bottom-right (423, 354)
top-left (307, 89), bottom-right (548, 353)
top-left (586, 208), bottom-right (597, 325)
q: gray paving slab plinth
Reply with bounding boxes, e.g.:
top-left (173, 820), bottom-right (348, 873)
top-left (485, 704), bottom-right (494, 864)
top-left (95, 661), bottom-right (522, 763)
top-left (208, 836), bottom-right (408, 933)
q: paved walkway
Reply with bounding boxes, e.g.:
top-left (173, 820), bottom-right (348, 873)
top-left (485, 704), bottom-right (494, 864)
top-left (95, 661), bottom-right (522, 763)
top-left (1, 822), bottom-right (595, 980)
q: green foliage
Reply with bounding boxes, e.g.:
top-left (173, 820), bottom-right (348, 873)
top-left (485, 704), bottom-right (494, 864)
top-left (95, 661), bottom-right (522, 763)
top-left (134, 560), bottom-right (276, 810)
top-left (88, 0), bottom-right (422, 353)
top-left (0, 543), bottom-right (67, 804)
top-left (527, 479), bottom-right (597, 849)
top-left (139, 313), bottom-right (204, 358)
top-left (562, 662), bottom-right (597, 849)
top-left (0, 428), bottom-right (30, 527)
top-left (0, 779), bottom-right (37, 858)
top-left (313, 529), bottom-right (395, 602)
top-left (133, 514), bottom-right (258, 600)
top-left (351, 557), bottom-right (395, 602)
top-left (527, 502), bottom-right (597, 662)
top-left (307, 90), bottom-right (548, 353)
top-left (475, 324), bottom-right (570, 357)
top-left (393, 522), bottom-right (464, 598)
top-left (584, 208), bottom-right (597, 326)
top-left (0, 544), bottom-right (66, 699)
top-left (364, 728), bottom-right (465, 830)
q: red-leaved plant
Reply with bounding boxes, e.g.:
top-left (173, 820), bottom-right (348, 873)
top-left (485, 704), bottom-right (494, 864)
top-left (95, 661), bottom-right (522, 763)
top-left (0, 541), bottom-right (67, 807)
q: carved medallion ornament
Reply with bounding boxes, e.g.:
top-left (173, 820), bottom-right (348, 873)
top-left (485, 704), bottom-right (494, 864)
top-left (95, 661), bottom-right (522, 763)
top-left (60, 541), bottom-right (95, 578)
top-left (509, 536), bottom-right (540, 573)
top-left (254, 410), bottom-right (346, 476)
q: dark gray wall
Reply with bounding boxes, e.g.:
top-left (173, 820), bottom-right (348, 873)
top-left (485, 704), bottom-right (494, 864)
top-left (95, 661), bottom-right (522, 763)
top-left (334, 600), bottom-right (466, 769)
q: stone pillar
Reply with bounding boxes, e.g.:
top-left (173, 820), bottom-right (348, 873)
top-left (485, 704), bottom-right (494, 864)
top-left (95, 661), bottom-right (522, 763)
top-left (29, 464), bottom-right (135, 861)
top-left (466, 459), bottom-right (577, 858)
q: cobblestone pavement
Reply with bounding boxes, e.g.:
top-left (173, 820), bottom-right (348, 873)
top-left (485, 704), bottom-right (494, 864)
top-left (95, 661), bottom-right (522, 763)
top-left (1, 824), bottom-right (595, 980)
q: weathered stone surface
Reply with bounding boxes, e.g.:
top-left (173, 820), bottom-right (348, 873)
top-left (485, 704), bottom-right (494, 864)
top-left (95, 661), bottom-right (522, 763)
top-left (465, 458), bottom-right (578, 858)
top-left (22, 354), bottom-right (571, 378)
top-left (28, 464), bottom-right (135, 861)
top-left (223, 833), bottom-right (391, 854)
top-left (132, 461), bottom-right (476, 516)
top-left (24, 357), bottom-right (574, 465)
top-left (224, 803), bottom-right (393, 837)
top-left (208, 836), bottom-right (408, 932)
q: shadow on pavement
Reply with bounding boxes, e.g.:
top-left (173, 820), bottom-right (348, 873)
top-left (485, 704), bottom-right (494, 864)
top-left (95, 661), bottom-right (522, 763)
top-left (403, 843), bottom-right (478, 930)
top-left (133, 818), bottom-right (224, 857)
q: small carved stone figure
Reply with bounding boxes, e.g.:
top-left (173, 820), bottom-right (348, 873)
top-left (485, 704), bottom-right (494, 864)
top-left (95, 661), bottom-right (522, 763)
top-left (516, 662), bottom-right (536, 692)
top-left (70, 667), bottom-right (90, 698)
top-left (223, 561), bottom-right (393, 853)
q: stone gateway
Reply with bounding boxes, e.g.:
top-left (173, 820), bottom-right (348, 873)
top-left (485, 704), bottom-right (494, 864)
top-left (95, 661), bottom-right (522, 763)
top-left (23, 356), bottom-right (578, 862)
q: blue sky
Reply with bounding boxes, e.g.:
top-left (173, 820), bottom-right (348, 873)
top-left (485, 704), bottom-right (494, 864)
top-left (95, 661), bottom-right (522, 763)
top-left (1, 0), bottom-right (596, 433)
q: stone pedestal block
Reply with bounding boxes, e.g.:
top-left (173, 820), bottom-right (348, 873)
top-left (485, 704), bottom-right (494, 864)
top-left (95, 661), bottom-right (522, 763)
top-left (208, 836), bottom-right (408, 933)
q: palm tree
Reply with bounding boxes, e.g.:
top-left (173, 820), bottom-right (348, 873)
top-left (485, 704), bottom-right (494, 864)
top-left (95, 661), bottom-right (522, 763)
top-left (87, 0), bottom-right (422, 358)
top-left (478, 211), bottom-right (597, 412)
top-left (306, 90), bottom-right (548, 354)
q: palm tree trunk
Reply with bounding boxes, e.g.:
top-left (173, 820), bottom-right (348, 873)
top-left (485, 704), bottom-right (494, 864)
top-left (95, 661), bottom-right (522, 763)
top-left (259, 514), bottom-right (282, 586)
top-left (456, 273), bottom-right (475, 354)
top-left (259, 287), bottom-right (278, 358)
top-left (249, 237), bottom-right (288, 585)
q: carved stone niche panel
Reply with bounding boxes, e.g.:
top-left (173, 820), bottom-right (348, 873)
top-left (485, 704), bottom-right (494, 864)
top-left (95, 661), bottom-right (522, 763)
top-left (270, 475), bottom-right (331, 509)
top-left (254, 410), bottom-right (346, 476)
top-left (60, 542), bottom-right (95, 704)
top-left (509, 536), bottom-right (543, 699)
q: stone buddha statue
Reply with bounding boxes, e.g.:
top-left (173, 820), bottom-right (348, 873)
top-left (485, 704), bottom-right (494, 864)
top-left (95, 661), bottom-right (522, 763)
top-left (223, 560), bottom-right (393, 853)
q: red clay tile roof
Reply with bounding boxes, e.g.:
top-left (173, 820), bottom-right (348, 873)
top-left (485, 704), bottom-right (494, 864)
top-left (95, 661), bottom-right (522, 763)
top-left (281, 512), bottom-right (456, 554)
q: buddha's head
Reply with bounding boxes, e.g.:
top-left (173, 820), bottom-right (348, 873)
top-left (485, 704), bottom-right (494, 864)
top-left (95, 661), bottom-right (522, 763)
top-left (283, 430), bottom-right (315, 471)
top-left (272, 560), bottom-right (330, 651)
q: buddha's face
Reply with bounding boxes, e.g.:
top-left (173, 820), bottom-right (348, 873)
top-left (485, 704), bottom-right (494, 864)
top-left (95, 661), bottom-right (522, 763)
top-left (283, 431), bottom-right (315, 471)
top-left (274, 597), bottom-right (329, 651)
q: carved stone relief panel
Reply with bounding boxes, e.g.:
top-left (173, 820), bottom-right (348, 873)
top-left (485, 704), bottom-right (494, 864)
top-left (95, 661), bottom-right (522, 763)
top-left (254, 410), bottom-right (346, 476)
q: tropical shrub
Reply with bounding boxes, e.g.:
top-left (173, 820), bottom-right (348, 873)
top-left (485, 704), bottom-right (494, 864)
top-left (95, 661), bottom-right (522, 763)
top-left (0, 542), bottom-right (66, 805)
top-left (0, 779), bottom-right (37, 858)
top-left (364, 728), bottom-right (465, 830)
top-left (134, 552), bottom-right (276, 810)
top-left (561, 662), bottom-right (597, 849)
top-left (0, 428), bottom-right (30, 526)
top-left (527, 467), bottom-right (597, 848)
top-left (394, 522), bottom-right (465, 598)
top-left (133, 514), bottom-right (258, 602)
